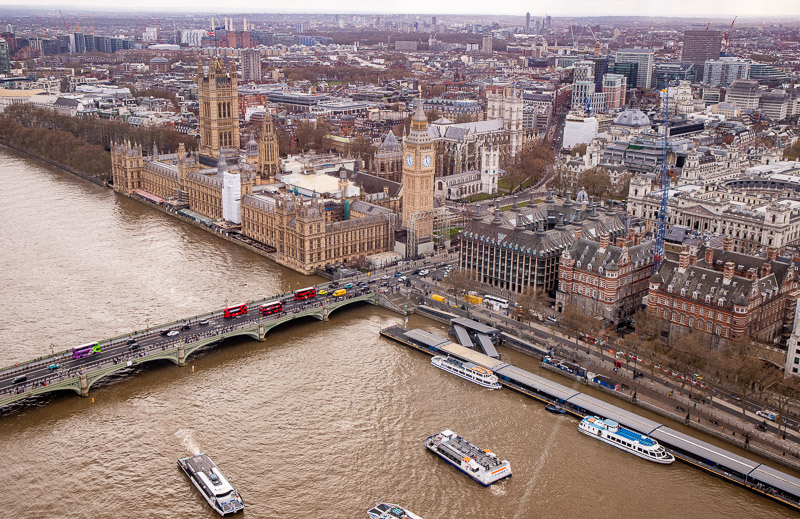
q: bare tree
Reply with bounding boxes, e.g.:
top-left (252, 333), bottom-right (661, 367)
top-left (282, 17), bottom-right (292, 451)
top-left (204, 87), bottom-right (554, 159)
top-left (722, 336), bottom-right (775, 420)
top-left (769, 378), bottom-right (800, 439)
top-left (516, 286), bottom-right (553, 324)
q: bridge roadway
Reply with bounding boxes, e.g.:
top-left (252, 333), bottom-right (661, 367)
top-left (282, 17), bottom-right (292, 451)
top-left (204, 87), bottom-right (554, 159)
top-left (0, 282), bottom-right (386, 410)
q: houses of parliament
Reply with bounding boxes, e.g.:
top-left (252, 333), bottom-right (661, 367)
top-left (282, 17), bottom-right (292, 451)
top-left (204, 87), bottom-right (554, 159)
top-left (111, 58), bottom-right (439, 274)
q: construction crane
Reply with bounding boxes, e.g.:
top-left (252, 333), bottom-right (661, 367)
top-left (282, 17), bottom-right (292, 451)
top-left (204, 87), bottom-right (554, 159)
top-left (724, 16), bottom-right (737, 48)
top-left (652, 88), bottom-right (670, 273)
top-left (58, 9), bottom-right (69, 32)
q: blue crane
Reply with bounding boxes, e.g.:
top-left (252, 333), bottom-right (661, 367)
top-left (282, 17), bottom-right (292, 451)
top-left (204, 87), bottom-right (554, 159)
top-left (652, 88), bottom-right (670, 273)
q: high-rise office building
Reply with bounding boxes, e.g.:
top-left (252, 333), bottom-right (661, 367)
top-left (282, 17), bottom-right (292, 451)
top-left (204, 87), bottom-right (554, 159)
top-left (525, 12), bottom-right (531, 33)
top-left (726, 79), bottom-right (761, 110)
top-left (682, 30), bottom-right (722, 72)
top-left (608, 62), bottom-right (639, 89)
top-left (703, 57), bottom-right (751, 87)
top-left (0, 38), bottom-right (9, 74)
top-left (615, 48), bottom-right (654, 90)
top-left (571, 60), bottom-right (596, 108)
top-left (482, 34), bottom-right (493, 54)
top-left (240, 49), bottom-right (262, 82)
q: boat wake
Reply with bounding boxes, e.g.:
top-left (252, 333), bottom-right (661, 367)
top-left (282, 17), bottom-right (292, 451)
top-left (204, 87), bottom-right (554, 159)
top-left (175, 428), bottom-right (201, 456)
top-left (511, 421), bottom-right (560, 519)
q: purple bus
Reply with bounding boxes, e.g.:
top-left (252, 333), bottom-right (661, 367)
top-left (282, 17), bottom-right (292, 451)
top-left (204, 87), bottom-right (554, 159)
top-left (72, 342), bottom-right (101, 359)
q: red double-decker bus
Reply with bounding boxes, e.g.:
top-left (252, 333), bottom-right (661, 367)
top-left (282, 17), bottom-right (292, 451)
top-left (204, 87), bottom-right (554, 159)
top-left (223, 304), bottom-right (248, 319)
top-left (259, 301), bottom-right (283, 316)
top-left (293, 287), bottom-right (317, 301)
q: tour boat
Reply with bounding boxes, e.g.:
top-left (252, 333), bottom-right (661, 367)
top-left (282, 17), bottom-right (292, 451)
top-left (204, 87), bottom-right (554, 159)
top-left (578, 416), bottom-right (675, 464)
top-left (367, 503), bottom-right (424, 519)
top-left (430, 355), bottom-right (502, 389)
top-left (425, 429), bottom-right (511, 486)
top-left (178, 453), bottom-right (244, 515)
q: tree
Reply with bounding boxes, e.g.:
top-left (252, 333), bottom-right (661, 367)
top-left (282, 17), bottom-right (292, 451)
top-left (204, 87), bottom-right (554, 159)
top-left (768, 378), bottom-right (800, 439)
top-left (561, 303), bottom-right (594, 352)
top-left (722, 336), bottom-right (775, 419)
top-left (347, 136), bottom-right (376, 170)
top-left (570, 143), bottom-right (587, 156)
top-left (548, 167), bottom-right (568, 196)
top-left (629, 309), bottom-right (667, 381)
top-left (516, 287), bottom-right (554, 325)
top-left (665, 332), bottom-right (706, 398)
top-left (578, 167), bottom-right (613, 199)
top-left (443, 270), bottom-right (479, 303)
top-left (505, 139), bottom-right (554, 192)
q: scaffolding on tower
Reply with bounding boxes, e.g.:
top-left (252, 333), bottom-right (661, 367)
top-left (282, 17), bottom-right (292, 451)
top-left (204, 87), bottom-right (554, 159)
top-left (652, 88), bottom-right (670, 273)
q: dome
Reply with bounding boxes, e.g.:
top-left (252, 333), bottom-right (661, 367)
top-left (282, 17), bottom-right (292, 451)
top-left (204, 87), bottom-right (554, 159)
top-left (613, 107), bottom-right (651, 128)
top-left (575, 187), bottom-right (589, 203)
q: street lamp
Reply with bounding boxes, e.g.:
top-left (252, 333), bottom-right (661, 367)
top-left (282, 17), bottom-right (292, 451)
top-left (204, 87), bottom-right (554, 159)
top-left (146, 318), bottom-right (150, 332)
top-left (50, 343), bottom-right (54, 356)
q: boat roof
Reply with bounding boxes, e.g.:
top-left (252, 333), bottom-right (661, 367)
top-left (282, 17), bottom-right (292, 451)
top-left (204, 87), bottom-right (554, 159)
top-left (567, 393), bottom-right (662, 435)
top-left (747, 464), bottom-right (800, 496)
top-left (439, 342), bottom-right (507, 371)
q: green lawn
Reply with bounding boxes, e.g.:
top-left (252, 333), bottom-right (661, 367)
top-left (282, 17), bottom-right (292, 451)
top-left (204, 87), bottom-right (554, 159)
top-left (464, 193), bottom-right (501, 202)
top-left (500, 201), bottom-right (530, 211)
top-left (498, 178), bottom-right (533, 192)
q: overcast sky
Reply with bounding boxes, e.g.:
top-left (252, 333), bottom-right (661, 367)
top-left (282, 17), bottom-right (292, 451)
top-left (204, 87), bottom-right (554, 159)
top-left (8, 1), bottom-right (800, 17)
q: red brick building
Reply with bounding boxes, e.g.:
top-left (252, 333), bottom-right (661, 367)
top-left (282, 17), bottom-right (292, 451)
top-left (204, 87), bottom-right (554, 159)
top-left (557, 229), bottom-right (654, 325)
top-left (647, 244), bottom-right (798, 346)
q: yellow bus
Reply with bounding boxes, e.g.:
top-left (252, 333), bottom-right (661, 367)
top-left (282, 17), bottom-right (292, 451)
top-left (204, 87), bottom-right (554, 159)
top-left (332, 289), bottom-right (347, 297)
top-left (466, 294), bottom-right (483, 305)
top-left (431, 294), bottom-right (446, 303)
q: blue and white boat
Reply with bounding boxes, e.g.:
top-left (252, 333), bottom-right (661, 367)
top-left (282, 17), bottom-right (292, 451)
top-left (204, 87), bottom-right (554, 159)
top-left (425, 429), bottom-right (511, 486)
top-left (367, 502), bottom-right (424, 519)
top-left (431, 356), bottom-right (502, 390)
top-left (578, 416), bottom-right (675, 464)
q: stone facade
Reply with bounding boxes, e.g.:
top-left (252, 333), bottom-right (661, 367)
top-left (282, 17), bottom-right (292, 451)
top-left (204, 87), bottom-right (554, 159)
top-left (258, 113), bottom-right (280, 182)
top-left (402, 100), bottom-right (436, 239)
top-left (373, 130), bottom-right (403, 183)
top-left (240, 193), bottom-right (396, 274)
top-left (198, 58), bottom-right (240, 158)
top-left (459, 195), bottom-right (627, 295)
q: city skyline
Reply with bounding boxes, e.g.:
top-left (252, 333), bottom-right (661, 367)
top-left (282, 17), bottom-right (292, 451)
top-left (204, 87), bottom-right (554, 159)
top-left (2, 1), bottom-right (800, 18)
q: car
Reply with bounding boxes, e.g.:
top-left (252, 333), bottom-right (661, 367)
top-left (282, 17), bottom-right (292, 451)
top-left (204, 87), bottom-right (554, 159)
top-left (419, 269), bottom-right (429, 276)
top-left (160, 330), bottom-right (170, 336)
top-left (398, 276), bottom-right (407, 282)
top-left (126, 337), bottom-right (137, 345)
top-left (318, 289), bottom-right (328, 295)
top-left (344, 283), bottom-right (354, 289)
top-left (756, 410), bottom-right (778, 421)
top-left (394, 272), bottom-right (403, 277)
top-left (48, 364), bottom-right (60, 370)
top-left (381, 274), bottom-right (390, 280)
top-left (329, 281), bottom-right (340, 287)
top-left (166, 330), bottom-right (179, 337)
top-left (199, 319), bottom-right (210, 326)
top-left (12, 375), bottom-right (26, 384)
top-left (546, 316), bottom-right (559, 324)
top-left (380, 281), bottom-right (389, 287)
top-left (413, 269), bottom-right (421, 275)
top-left (128, 343), bottom-right (140, 351)
top-left (180, 324), bottom-right (191, 331)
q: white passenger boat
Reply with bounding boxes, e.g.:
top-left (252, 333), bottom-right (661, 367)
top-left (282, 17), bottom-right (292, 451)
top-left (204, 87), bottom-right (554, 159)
top-left (367, 502), bottom-right (424, 519)
top-left (425, 429), bottom-right (511, 486)
top-left (178, 453), bottom-right (244, 515)
top-left (431, 355), bottom-right (501, 389)
top-left (578, 416), bottom-right (675, 464)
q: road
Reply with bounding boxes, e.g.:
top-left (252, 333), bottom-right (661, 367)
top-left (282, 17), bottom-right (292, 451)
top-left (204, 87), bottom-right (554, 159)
top-left (0, 254), bottom-right (459, 401)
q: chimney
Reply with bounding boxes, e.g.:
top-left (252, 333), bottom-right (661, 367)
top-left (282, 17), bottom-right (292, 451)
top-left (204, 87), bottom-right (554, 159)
top-left (679, 250), bottom-right (690, 270)
top-left (705, 248), bottom-right (714, 266)
top-left (599, 231), bottom-right (610, 250)
top-left (760, 262), bottom-right (772, 278)
top-left (688, 247), bottom-right (698, 266)
top-left (723, 261), bottom-right (735, 284)
top-left (633, 230), bottom-right (641, 246)
top-left (574, 228), bottom-right (582, 240)
top-left (767, 247), bottom-right (778, 261)
top-left (723, 236), bottom-right (733, 252)
top-left (616, 237), bottom-right (626, 247)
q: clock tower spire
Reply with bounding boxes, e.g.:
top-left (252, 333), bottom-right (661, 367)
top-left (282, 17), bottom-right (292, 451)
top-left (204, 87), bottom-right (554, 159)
top-left (402, 93), bottom-right (436, 233)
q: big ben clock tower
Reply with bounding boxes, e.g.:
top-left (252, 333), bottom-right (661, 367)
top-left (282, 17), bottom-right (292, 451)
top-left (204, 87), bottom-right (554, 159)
top-left (402, 96), bottom-right (436, 234)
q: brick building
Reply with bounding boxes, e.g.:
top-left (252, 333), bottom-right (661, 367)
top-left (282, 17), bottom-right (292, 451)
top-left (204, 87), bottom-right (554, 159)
top-left (556, 230), bottom-right (654, 325)
top-left (647, 243), bottom-right (798, 346)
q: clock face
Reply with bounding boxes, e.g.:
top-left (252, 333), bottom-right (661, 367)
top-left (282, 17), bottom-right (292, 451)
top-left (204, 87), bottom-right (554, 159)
top-left (422, 155), bottom-right (432, 168)
top-left (405, 154), bottom-right (414, 167)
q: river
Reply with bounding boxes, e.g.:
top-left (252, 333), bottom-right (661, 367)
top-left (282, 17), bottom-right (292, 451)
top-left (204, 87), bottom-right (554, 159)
top-left (0, 147), bottom-right (794, 518)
